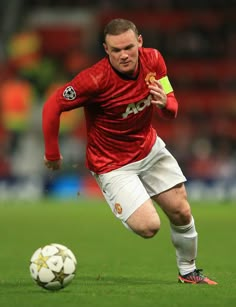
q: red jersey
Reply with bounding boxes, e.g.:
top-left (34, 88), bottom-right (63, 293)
top-left (42, 47), bottom-right (178, 174)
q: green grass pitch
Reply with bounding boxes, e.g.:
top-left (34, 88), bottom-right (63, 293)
top-left (0, 198), bottom-right (236, 307)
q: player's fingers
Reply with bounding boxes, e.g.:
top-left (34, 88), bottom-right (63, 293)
top-left (151, 100), bottom-right (165, 109)
top-left (148, 79), bottom-right (162, 88)
top-left (44, 161), bottom-right (53, 170)
top-left (149, 89), bottom-right (163, 97)
top-left (44, 160), bottom-right (59, 170)
top-left (44, 155), bottom-right (63, 170)
top-left (150, 90), bottom-right (166, 105)
top-left (148, 84), bottom-right (164, 95)
top-left (156, 80), bottom-right (163, 88)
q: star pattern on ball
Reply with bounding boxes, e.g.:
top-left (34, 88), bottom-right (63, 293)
top-left (56, 249), bottom-right (69, 261)
top-left (30, 244), bottom-right (77, 291)
top-left (33, 253), bottom-right (50, 270)
top-left (53, 270), bottom-right (69, 284)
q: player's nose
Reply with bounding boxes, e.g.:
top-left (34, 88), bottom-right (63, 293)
top-left (120, 50), bottom-right (128, 59)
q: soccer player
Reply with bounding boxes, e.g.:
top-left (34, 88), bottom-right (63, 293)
top-left (42, 18), bottom-right (217, 284)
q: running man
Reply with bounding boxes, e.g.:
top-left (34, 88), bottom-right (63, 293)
top-left (42, 18), bottom-right (217, 284)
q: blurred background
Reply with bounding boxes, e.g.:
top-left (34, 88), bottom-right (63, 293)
top-left (0, 0), bottom-right (235, 202)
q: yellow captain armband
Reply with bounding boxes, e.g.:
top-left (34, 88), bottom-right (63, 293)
top-left (158, 76), bottom-right (173, 94)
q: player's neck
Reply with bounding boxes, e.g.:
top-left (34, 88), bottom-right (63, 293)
top-left (129, 63), bottom-right (139, 78)
top-left (111, 61), bottom-right (139, 80)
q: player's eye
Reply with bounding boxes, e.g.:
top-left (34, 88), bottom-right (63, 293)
top-left (111, 45), bottom-right (134, 53)
top-left (110, 47), bottom-right (121, 52)
top-left (124, 45), bottom-right (134, 50)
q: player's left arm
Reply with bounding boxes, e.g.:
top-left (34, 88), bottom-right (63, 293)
top-left (147, 50), bottom-right (178, 119)
top-left (147, 78), bottom-right (178, 119)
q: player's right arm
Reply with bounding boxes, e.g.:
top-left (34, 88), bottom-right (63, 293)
top-left (42, 90), bottom-right (65, 169)
top-left (42, 91), bottom-right (62, 164)
top-left (42, 68), bottom-right (99, 170)
top-left (44, 154), bottom-right (63, 170)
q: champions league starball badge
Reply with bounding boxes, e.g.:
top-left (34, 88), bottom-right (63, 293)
top-left (63, 86), bottom-right (76, 100)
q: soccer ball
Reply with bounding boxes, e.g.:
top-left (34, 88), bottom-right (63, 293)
top-left (29, 243), bottom-right (77, 291)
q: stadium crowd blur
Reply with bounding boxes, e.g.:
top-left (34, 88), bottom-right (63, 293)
top-left (0, 0), bottom-right (236, 201)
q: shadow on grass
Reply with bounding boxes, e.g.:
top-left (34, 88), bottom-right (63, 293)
top-left (0, 279), bottom-right (76, 294)
top-left (78, 275), bottom-right (174, 286)
top-left (0, 274), bottom-right (175, 296)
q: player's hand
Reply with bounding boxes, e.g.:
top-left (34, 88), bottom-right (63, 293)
top-left (147, 79), bottom-right (167, 109)
top-left (44, 155), bottom-right (63, 170)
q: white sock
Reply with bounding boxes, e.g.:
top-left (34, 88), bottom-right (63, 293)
top-left (170, 216), bottom-right (198, 276)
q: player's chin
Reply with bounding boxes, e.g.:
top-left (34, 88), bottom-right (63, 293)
top-left (119, 66), bottom-right (135, 76)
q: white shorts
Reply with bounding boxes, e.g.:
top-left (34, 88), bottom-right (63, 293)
top-left (92, 136), bottom-right (186, 222)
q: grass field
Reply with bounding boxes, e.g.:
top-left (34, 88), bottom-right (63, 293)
top-left (0, 198), bottom-right (235, 307)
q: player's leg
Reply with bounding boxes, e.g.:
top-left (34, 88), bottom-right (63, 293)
top-left (125, 198), bottom-right (160, 238)
top-left (139, 142), bottom-right (197, 274)
top-left (92, 170), bottom-right (160, 238)
top-left (152, 183), bottom-right (197, 276)
top-left (139, 141), bottom-right (217, 284)
top-left (153, 185), bottom-right (217, 284)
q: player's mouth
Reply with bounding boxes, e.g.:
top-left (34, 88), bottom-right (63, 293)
top-left (120, 60), bottom-right (131, 66)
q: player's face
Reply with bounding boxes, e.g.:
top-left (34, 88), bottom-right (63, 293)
top-left (103, 29), bottom-right (143, 76)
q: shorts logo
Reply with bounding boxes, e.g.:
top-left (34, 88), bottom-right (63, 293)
top-left (63, 86), bottom-right (76, 100)
top-left (114, 203), bottom-right (122, 215)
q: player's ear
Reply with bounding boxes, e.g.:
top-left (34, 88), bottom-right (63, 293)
top-left (138, 35), bottom-right (143, 47)
top-left (103, 43), bottom-right (109, 54)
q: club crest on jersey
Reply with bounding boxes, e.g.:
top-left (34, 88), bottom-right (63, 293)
top-left (145, 72), bottom-right (156, 84)
top-left (63, 86), bottom-right (76, 100)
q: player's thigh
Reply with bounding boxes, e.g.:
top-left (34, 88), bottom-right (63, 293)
top-left (94, 170), bottom-right (151, 222)
top-left (140, 146), bottom-right (187, 197)
top-left (152, 183), bottom-right (192, 225)
top-left (126, 198), bottom-right (160, 237)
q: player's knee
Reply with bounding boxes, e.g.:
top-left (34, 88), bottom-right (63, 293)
top-left (126, 215), bottom-right (160, 238)
top-left (181, 205), bottom-right (192, 224)
top-left (171, 186), bottom-right (192, 225)
top-left (125, 200), bottom-right (160, 238)
top-left (138, 218), bottom-right (161, 239)
top-left (173, 201), bottom-right (192, 225)
top-left (140, 226), bottom-right (159, 239)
